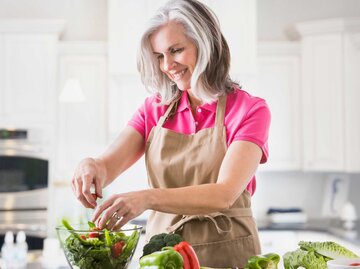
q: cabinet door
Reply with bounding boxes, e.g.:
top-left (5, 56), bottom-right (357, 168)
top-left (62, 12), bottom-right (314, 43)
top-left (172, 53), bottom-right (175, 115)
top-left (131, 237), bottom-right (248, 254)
top-left (302, 34), bottom-right (345, 171)
top-left (344, 34), bottom-right (360, 172)
top-left (57, 48), bottom-right (107, 178)
top-left (255, 43), bottom-right (301, 171)
top-left (3, 34), bottom-right (58, 124)
top-left (0, 34), bottom-right (3, 117)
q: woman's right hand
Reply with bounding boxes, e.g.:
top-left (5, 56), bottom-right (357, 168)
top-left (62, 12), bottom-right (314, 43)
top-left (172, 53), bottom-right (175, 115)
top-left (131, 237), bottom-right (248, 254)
top-left (72, 158), bottom-right (106, 209)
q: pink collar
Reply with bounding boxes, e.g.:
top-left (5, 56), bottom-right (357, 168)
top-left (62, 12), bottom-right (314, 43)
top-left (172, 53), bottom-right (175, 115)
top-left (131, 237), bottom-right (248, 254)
top-left (176, 90), bottom-right (218, 113)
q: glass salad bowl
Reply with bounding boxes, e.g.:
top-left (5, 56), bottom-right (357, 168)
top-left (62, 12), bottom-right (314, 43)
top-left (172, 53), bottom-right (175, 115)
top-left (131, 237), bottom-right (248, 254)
top-left (56, 220), bottom-right (143, 269)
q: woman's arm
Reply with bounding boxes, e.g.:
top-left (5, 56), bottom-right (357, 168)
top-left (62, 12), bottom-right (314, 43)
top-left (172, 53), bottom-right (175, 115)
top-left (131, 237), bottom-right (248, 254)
top-left (94, 140), bottom-right (262, 229)
top-left (72, 126), bottom-right (145, 208)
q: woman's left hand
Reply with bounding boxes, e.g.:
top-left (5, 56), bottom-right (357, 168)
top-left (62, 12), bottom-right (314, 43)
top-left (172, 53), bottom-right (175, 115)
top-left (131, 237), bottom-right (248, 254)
top-left (92, 190), bottom-right (148, 230)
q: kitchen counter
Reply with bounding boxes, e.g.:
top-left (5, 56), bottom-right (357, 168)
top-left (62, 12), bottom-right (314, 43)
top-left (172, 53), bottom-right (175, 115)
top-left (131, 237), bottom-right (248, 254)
top-left (257, 218), bottom-right (360, 246)
top-left (8, 218), bottom-right (359, 269)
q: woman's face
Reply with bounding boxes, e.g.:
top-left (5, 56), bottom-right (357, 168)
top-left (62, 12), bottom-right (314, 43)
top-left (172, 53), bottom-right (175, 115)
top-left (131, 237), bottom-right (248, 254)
top-left (150, 21), bottom-right (197, 91)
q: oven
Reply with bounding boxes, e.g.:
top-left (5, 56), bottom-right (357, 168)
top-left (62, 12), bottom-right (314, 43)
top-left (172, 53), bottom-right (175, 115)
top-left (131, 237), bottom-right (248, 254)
top-left (0, 129), bottom-right (48, 250)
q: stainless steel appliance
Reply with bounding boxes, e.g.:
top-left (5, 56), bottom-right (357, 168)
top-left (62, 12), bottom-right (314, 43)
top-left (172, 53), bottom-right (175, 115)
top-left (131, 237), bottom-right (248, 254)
top-left (0, 129), bottom-right (48, 250)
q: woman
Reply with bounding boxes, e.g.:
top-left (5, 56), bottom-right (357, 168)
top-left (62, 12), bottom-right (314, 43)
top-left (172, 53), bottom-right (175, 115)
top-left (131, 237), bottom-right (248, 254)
top-left (72, 0), bottom-right (270, 267)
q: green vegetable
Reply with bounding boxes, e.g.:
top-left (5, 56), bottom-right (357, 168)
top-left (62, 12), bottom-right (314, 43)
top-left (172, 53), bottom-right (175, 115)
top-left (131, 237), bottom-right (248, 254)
top-left (299, 241), bottom-right (359, 259)
top-left (60, 219), bottom-right (140, 269)
top-left (244, 253), bottom-right (280, 269)
top-left (283, 241), bottom-right (359, 269)
top-left (88, 221), bottom-right (96, 229)
top-left (283, 249), bottom-right (327, 269)
top-left (139, 249), bottom-right (183, 268)
top-left (142, 233), bottom-right (183, 256)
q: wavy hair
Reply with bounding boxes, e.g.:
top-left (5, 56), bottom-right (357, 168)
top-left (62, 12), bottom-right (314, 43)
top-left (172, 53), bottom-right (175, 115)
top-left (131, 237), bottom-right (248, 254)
top-left (137, 0), bottom-right (237, 105)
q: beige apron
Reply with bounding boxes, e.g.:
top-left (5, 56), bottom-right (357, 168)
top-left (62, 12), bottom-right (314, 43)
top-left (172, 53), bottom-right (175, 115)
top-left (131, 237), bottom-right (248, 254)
top-left (145, 94), bottom-right (261, 268)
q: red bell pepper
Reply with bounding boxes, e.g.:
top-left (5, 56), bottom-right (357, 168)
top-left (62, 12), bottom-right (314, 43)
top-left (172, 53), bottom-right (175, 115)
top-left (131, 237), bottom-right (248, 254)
top-left (173, 241), bottom-right (200, 269)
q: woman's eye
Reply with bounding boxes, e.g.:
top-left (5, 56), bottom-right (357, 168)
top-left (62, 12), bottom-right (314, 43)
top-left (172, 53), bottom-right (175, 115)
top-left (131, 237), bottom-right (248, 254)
top-left (157, 54), bottom-right (164, 60)
top-left (171, 48), bottom-right (184, 54)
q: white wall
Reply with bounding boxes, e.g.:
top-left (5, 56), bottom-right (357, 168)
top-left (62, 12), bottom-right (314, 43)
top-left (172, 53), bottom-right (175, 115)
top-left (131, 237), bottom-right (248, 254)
top-left (257, 0), bottom-right (360, 40)
top-left (0, 0), bottom-right (107, 41)
top-left (1, 0), bottom-right (360, 42)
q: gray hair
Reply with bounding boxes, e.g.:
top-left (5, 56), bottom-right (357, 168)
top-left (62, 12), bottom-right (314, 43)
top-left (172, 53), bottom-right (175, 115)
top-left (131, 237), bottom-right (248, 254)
top-left (137, 0), bottom-right (236, 105)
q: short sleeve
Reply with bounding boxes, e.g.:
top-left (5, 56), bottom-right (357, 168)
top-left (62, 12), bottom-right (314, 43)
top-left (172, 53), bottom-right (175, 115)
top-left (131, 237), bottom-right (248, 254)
top-left (233, 100), bottom-right (271, 163)
top-left (128, 103), bottom-right (146, 138)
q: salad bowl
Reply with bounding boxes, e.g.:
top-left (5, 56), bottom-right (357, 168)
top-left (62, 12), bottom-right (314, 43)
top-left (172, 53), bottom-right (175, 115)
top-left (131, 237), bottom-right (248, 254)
top-left (56, 220), bottom-right (142, 269)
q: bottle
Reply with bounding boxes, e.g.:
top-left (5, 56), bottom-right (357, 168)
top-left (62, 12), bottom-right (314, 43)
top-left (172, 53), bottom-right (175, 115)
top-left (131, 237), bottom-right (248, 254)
top-left (15, 231), bottom-right (28, 269)
top-left (1, 231), bottom-right (15, 269)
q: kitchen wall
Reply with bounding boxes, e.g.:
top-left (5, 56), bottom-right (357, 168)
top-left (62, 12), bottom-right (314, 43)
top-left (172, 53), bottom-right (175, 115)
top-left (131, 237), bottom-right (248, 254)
top-left (257, 0), bottom-right (360, 40)
top-left (1, 0), bottom-right (360, 230)
top-left (0, 0), bottom-right (107, 41)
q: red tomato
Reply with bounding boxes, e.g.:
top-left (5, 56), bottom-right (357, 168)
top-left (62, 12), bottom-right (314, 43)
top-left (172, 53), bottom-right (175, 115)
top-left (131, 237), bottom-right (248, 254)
top-left (111, 241), bottom-right (125, 258)
top-left (350, 263), bottom-right (360, 266)
top-left (80, 235), bottom-right (87, 240)
top-left (88, 232), bottom-right (99, 238)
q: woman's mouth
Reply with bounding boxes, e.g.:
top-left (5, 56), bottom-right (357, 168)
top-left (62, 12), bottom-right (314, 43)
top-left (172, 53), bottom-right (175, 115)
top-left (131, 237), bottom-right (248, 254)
top-left (171, 69), bottom-right (187, 81)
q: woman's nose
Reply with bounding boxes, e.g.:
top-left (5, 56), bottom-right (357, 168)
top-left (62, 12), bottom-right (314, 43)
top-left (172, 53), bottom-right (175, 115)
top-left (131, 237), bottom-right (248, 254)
top-left (163, 55), bottom-right (175, 71)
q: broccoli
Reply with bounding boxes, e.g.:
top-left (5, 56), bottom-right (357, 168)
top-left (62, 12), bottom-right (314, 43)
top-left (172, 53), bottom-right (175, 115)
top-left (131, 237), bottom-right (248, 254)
top-left (142, 233), bottom-right (183, 256)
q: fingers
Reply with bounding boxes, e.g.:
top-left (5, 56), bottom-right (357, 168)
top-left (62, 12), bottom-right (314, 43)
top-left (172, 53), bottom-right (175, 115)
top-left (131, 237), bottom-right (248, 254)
top-left (93, 196), bottom-right (133, 230)
top-left (113, 213), bottom-right (131, 230)
top-left (82, 174), bottom-right (97, 208)
top-left (71, 158), bottom-right (103, 209)
top-left (92, 195), bottom-right (115, 223)
top-left (72, 175), bottom-right (94, 208)
top-left (94, 177), bottom-right (103, 199)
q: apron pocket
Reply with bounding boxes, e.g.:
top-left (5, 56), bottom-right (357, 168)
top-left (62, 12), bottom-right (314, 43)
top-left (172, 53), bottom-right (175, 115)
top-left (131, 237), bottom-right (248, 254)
top-left (192, 235), bottom-right (256, 268)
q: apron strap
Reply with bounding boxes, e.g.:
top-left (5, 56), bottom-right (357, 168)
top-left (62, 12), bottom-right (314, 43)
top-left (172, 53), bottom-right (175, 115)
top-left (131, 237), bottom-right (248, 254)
top-left (215, 94), bottom-right (227, 127)
top-left (158, 101), bottom-right (177, 127)
top-left (159, 93), bottom-right (227, 127)
top-left (167, 207), bottom-right (252, 235)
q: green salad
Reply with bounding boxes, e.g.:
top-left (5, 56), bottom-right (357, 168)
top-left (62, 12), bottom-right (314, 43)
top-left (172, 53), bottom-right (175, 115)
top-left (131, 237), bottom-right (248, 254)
top-left (60, 219), bottom-right (140, 269)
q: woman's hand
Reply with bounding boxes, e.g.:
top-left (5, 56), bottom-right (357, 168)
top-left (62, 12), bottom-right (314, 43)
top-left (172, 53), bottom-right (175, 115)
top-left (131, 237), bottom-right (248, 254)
top-left (92, 191), bottom-right (148, 230)
top-left (72, 158), bottom-right (106, 209)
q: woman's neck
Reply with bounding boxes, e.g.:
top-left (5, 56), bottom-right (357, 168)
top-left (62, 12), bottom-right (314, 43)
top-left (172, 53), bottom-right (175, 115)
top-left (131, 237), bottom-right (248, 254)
top-left (187, 89), bottom-right (202, 117)
top-left (187, 89), bottom-right (202, 108)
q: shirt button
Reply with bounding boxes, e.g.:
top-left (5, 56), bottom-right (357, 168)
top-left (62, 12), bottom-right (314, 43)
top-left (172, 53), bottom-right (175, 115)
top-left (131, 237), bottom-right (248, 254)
top-left (197, 108), bottom-right (202, 113)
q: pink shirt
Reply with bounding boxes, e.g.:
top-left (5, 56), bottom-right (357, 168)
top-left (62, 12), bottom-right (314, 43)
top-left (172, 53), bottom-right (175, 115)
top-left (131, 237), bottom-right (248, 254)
top-left (128, 87), bottom-right (271, 195)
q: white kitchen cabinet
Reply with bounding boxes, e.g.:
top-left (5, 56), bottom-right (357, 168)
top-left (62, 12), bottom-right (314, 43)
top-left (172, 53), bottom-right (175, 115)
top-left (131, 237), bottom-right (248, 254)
top-left (56, 42), bottom-right (108, 179)
top-left (255, 42), bottom-right (302, 171)
top-left (296, 18), bottom-right (360, 172)
top-left (0, 20), bottom-right (65, 126)
top-left (344, 33), bottom-right (360, 172)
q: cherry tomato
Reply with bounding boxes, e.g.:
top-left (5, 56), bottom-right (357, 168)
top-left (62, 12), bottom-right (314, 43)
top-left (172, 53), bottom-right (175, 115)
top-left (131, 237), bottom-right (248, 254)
top-left (111, 241), bottom-right (125, 258)
top-left (350, 263), bottom-right (360, 266)
top-left (88, 232), bottom-right (99, 238)
top-left (80, 235), bottom-right (87, 240)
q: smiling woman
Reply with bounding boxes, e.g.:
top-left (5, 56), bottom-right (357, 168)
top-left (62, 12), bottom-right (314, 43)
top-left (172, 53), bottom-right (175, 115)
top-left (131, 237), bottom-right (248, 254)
top-left (71, 0), bottom-right (271, 267)
top-left (150, 21), bottom-right (197, 93)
